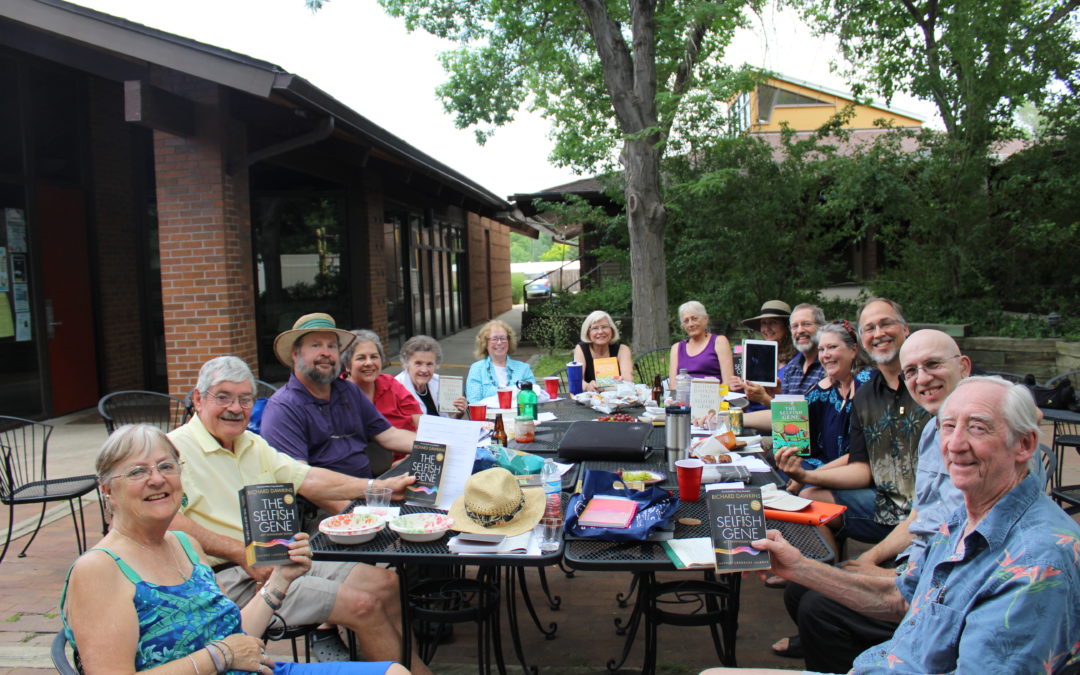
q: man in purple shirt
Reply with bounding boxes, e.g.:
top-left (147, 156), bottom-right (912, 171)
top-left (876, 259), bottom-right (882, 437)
top-left (261, 313), bottom-right (415, 479)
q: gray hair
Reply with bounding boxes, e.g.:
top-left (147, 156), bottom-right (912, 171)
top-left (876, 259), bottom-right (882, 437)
top-left (196, 356), bottom-right (256, 395)
top-left (579, 310), bottom-right (621, 344)
top-left (678, 301), bottom-right (708, 321)
top-left (343, 329), bottom-right (385, 365)
top-left (856, 297), bottom-right (908, 338)
top-left (791, 303), bottom-right (826, 327)
top-left (817, 321), bottom-right (870, 370)
top-left (96, 424), bottom-right (180, 483)
top-left (943, 375), bottom-right (1039, 447)
top-left (400, 335), bottom-right (442, 366)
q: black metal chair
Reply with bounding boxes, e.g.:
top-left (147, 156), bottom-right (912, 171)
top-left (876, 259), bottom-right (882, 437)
top-left (98, 391), bottom-right (188, 435)
top-left (984, 371), bottom-right (1027, 383)
top-left (51, 631), bottom-right (79, 675)
top-left (1050, 439), bottom-right (1080, 515)
top-left (1046, 369), bottom-right (1080, 389)
top-left (633, 347), bottom-right (670, 386)
top-left (0, 416), bottom-right (100, 565)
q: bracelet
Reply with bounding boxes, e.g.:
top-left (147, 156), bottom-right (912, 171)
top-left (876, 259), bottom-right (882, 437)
top-left (259, 586), bottom-right (282, 611)
top-left (188, 654), bottom-right (202, 675)
top-left (205, 644), bottom-right (224, 674)
top-left (210, 640), bottom-right (234, 671)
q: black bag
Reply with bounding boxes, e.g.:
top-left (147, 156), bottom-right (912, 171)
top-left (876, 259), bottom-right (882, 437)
top-left (557, 420), bottom-right (652, 461)
top-left (1025, 378), bottom-right (1077, 410)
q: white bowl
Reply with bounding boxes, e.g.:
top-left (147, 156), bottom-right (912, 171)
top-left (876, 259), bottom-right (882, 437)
top-left (389, 513), bottom-right (454, 542)
top-left (319, 512), bottom-right (385, 545)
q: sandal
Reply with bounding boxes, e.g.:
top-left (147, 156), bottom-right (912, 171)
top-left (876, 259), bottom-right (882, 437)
top-left (771, 634), bottom-right (803, 659)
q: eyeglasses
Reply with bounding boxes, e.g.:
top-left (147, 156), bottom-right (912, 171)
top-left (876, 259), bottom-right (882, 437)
top-left (861, 317), bottom-right (901, 334)
top-left (790, 321), bottom-right (817, 331)
top-left (204, 392), bottom-right (256, 408)
top-left (488, 336), bottom-right (509, 344)
top-left (111, 460), bottom-right (182, 482)
top-left (901, 355), bottom-right (961, 382)
top-left (589, 325), bottom-right (612, 332)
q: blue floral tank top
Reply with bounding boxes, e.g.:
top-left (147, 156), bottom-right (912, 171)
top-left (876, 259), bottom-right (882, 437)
top-left (61, 531), bottom-right (243, 673)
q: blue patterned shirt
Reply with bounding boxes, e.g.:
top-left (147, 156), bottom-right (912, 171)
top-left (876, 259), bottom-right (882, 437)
top-left (780, 350), bottom-right (826, 396)
top-left (804, 368), bottom-right (874, 464)
top-left (854, 473), bottom-right (1080, 673)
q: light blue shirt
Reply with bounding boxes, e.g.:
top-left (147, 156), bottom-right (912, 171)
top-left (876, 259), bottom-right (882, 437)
top-left (465, 356), bottom-right (536, 403)
top-left (853, 473), bottom-right (1080, 673)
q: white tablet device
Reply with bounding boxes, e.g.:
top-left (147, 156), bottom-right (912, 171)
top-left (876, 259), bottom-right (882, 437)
top-left (742, 339), bottom-right (778, 387)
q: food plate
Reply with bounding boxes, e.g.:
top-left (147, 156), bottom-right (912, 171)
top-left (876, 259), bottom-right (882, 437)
top-left (618, 470), bottom-right (665, 485)
top-left (319, 512), bottom-right (385, 545)
top-left (389, 513), bottom-right (454, 542)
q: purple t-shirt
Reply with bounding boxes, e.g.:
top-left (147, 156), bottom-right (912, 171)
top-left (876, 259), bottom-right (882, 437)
top-left (260, 374), bottom-right (391, 478)
top-left (677, 333), bottom-right (723, 380)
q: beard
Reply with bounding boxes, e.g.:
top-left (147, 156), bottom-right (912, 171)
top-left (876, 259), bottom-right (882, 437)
top-left (298, 354), bottom-right (339, 384)
top-left (868, 346), bottom-right (899, 365)
top-left (794, 333), bottom-right (818, 354)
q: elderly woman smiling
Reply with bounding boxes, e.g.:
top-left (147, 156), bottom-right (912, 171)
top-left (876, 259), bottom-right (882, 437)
top-left (465, 319), bottom-right (537, 403)
top-left (343, 329), bottom-right (423, 432)
top-left (394, 334), bottom-right (466, 417)
top-left (572, 310), bottom-right (633, 391)
top-left (668, 300), bottom-right (736, 386)
top-left (61, 424), bottom-right (406, 675)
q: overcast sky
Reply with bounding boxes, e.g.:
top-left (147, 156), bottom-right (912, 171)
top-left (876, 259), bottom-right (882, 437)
top-left (68, 0), bottom-right (937, 199)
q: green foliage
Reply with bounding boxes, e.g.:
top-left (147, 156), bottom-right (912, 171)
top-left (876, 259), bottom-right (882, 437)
top-left (523, 313), bottom-right (576, 356)
top-left (510, 232), bottom-right (556, 262)
top-left (539, 242), bottom-right (572, 262)
top-left (534, 351), bottom-right (574, 377)
top-left (534, 278), bottom-right (634, 319)
top-left (511, 272), bottom-right (526, 304)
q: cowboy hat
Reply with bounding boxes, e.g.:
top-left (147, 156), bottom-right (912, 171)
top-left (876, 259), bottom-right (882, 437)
top-left (273, 313), bottom-right (357, 368)
top-left (448, 468), bottom-right (546, 537)
top-left (741, 300), bottom-right (792, 331)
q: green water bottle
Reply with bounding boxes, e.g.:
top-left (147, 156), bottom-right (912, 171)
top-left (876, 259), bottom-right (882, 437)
top-left (517, 381), bottom-right (538, 420)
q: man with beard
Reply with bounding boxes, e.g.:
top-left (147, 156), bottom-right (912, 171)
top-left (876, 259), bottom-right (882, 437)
top-left (261, 313), bottom-right (416, 478)
top-left (776, 298), bottom-right (930, 546)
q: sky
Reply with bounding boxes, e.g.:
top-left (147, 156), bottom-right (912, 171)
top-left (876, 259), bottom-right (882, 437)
top-left (67, 0), bottom-right (938, 199)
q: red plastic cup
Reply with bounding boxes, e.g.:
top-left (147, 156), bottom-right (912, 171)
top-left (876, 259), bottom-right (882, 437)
top-left (544, 376), bottom-right (560, 398)
top-left (468, 404), bottom-right (488, 421)
top-left (497, 388), bottom-right (513, 409)
top-left (675, 458), bottom-right (704, 502)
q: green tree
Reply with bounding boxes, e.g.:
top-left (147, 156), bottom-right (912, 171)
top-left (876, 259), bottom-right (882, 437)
top-left (306, 0), bottom-right (759, 351)
top-left (539, 241), bottom-right (572, 262)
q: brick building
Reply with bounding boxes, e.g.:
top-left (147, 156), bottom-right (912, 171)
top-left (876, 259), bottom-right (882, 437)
top-left (0, 0), bottom-right (525, 418)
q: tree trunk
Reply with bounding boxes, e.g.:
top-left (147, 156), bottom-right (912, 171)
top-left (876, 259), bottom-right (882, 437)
top-left (622, 135), bottom-right (669, 353)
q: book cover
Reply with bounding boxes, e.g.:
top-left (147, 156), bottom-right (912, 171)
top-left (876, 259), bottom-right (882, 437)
top-left (593, 357), bottom-right (620, 380)
top-left (238, 483), bottom-right (298, 567)
top-left (578, 495), bottom-right (639, 528)
top-left (690, 377), bottom-right (722, 421)
top-left (706, 488), bottom-right (771, 573)
top-left (404, 441), bottom-right (447, 506)
top-left (771, 396), bottom-right (810, 456)
top-left (438, 375), bottom-right (463, 413)
top-left (661, 537), bottom-right (715, 569)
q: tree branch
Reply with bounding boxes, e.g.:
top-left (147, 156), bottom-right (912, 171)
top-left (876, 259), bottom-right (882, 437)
top-left (1039, 0), bottom-right (1080, 31)
top-left (577, 0), bottom-right (643, 131)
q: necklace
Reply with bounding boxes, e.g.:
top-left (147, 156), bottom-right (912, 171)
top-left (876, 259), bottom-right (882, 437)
top-left (114, 528), bottom-right (188, 581)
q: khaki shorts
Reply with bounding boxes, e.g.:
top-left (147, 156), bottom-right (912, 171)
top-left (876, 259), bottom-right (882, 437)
top-left (217, 560), bottom-right (357, 626)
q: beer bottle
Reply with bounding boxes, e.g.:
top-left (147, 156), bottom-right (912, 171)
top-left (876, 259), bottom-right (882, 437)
top-left (652, 374), bottom-right (664, 406)
top-left (492, 414), bottom-right (508, 446)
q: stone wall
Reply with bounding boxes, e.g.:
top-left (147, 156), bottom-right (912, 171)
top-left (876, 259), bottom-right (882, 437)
top-left (956, 337), bottom-right (1080, 382)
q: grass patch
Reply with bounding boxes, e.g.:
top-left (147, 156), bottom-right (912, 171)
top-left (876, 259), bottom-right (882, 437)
top-left (20, 632), bottom-right (38, 643)
top-left (4, 613), bottom-right (21, 622)
top-left (534, 351), bottom-right (573, 377)
top-left (43, 612), bottom-right (58, 619)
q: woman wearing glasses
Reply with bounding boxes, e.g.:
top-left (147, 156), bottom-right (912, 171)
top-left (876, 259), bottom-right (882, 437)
top-left (465, 319), bottom-right (537, 402)
top-left (572, 310), bottom-right (633, 392)
top-left (61, 424), bottom-right (406, 675)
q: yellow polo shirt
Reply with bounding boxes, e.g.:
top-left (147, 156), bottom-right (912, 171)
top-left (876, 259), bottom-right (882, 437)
top-left (168, 415), bottom-right (311, 565)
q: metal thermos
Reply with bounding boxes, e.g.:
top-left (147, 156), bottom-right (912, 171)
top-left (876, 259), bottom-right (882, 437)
top-left (665, 404), bottom-right (691, 471)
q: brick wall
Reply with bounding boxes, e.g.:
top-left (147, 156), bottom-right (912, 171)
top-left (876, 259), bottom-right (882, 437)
top-left (358, 172), bottom-right (388, 341)
top-left (149, 70), bottom-right (258, 397)
top-left (87, 77), bottom-right (144, 392)
top-left (466, 213), bottom-right (512, 326)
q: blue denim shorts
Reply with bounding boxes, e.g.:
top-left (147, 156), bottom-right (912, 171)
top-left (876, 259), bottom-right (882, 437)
top-left (831, 487), bottom-right (893, 543)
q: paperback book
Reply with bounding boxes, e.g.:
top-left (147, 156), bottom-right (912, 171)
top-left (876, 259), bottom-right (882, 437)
top-left (238, 483), bottom-right (298, 567)
top-left (577, 495), bottom-right (639, 528)
top-left (404, 441), bottom-right (447, 507)
top-left (771, 395), bottom-right (810, 456)
top-left (706, 488), bottom-right (770, 573)
top-left (438, 375), bottom-right (463, 413)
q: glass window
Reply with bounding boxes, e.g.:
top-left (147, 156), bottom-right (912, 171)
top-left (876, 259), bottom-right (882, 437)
top-left (0, 56), bottom-right (22, 177)
top-left (0, 184), bottom-right (42, 417)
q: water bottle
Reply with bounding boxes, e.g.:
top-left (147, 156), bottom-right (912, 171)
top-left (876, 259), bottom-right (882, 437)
top-left (675, 368), bottom-right (692, 405)
top-left (542, 458), bottom-right (561, 519)
top-left (517, 381), bottom-right (538, 420)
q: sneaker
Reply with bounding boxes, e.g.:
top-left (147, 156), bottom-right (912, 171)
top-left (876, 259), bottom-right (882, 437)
top-left (309, 629), bottom-right (351, 662)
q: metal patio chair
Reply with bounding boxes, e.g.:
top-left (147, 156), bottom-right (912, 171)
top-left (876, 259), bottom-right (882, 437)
top-left (1, 416), bottom-right (100, 566)
top-left (98, 390), bottom-right (187, 435)
top-left (633, 347), bottom-right (670, 386)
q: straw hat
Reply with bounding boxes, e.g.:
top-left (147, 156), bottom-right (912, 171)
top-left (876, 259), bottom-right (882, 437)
top-left (741, 300), bottom-right (792, 331)
top-left (273, 313), bottom-right (357, 368)
top-left (448, 468), bottom-right (546, 536)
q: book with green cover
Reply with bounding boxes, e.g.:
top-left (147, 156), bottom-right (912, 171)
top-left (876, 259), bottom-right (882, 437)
top-left (771, 395), bottom-right (810, 456)
top-left (238, 483), bottom-right (298, 567)
top-left (707, 488), bottom-right (770, 573)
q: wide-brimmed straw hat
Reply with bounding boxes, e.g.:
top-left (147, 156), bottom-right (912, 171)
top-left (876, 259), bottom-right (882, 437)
top-left (741, 300), bottom-right (792, 331)
top-left (273, 313), bottom-right (357, 368)
top-left (448, 468), bottom-right (546, 536)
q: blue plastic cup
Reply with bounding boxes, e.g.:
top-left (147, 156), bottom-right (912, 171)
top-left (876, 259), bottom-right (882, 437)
top-left (567, 361), bottom-right (584, 395)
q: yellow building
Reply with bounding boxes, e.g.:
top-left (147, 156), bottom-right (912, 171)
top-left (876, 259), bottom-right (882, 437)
top-left (732, 72), bottom-right (923, 133)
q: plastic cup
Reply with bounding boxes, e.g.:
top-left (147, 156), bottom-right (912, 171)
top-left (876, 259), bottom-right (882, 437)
top-left (365, 486), bottom-right (392, 510)
top-left (544, 376), bottom-right (560, 399)
top-left (497, 387), bottom-right (513, 409)
top-left (566, 362), bottom-right (584, 395)
top-left (468, 404), bottom-right (488, 421)
top-left (675, 458), bottom-right (704, 502)
top-left (539, 516), bottom-right (562, 552)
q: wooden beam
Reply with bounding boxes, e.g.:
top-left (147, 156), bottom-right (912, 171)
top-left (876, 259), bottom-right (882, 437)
top-left (124, 80), bottom-right (196, 137)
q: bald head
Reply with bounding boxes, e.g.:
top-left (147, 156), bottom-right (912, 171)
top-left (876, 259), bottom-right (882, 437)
top-left (899, 330), bottom-right (971, 414)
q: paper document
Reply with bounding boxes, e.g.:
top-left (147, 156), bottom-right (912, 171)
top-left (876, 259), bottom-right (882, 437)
top-left (438, 375), bottom-right (463, 413)
top-left (760, 484), bottom-right (813, 511)
top-left (415, 416), bottom-right (483, 509)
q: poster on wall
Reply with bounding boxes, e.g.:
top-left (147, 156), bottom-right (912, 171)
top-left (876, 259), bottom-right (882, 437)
top-left (0, 246), bottom-right (7, 292)
top-left (10, 254), bottom-right (27, 284)
top-left (0, 292), bottom-right (12, 339)
top-left (4, 209), bottom-right (27, 253)
top-left (12, 284), bottom-right (28, 313)
top-left (15, 311), bottom-right (31, 342)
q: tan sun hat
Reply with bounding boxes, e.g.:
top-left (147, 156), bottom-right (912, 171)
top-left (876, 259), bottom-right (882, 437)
top-left (448, 468), bottom-right (546, 536)
top-left (741, 300), bottom-right (792, 332)
top-left (273, 313), bottom-right (357, 368)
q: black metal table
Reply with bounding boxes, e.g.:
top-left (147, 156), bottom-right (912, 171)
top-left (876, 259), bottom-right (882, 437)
top-left (1040, 407), bottom-right (1080, 489)
top-left (563, 464), bottom-right (832, 674)
top-left (313, 501), bottom-right (563, 674)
